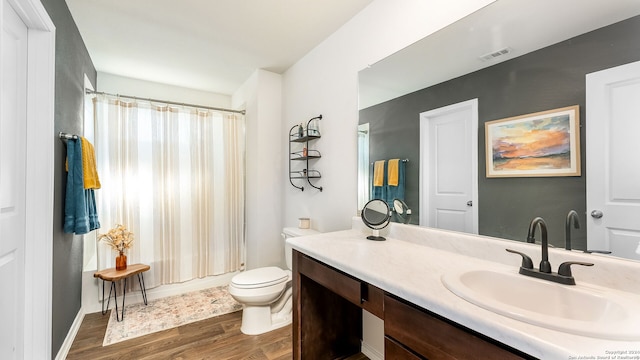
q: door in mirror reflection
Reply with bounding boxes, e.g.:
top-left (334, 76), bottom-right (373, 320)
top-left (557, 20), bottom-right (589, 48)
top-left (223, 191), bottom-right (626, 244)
top-left (420, 99), bottom-right (478, 233)
top-left (586, 61), bottom-right (640, 261)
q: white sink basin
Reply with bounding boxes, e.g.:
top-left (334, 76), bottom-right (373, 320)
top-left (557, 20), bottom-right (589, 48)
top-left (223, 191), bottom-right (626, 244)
top-left (441, 269), bottom-right (640, 340)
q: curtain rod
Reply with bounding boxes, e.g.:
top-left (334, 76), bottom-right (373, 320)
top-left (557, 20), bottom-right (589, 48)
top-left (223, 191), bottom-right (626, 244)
top-left (86, 90), bottom-right (246, 115)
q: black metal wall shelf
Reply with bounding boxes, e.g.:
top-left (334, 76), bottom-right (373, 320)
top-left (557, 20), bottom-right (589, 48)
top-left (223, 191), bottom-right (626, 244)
top-left (289, 115), bottom-right (323, 191)
top-left (290, 149), bottom-right (321, 161)
top-left (290, 135), bottom-right (321, 143)
top-left (289, 169), bottom-right (322, 179)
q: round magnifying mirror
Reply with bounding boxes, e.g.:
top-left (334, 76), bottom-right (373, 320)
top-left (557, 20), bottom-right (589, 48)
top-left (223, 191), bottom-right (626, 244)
top-left (393, 199), bottom-right (405, 215)
top-left (361, 199), bottom-right (391, 241)
top-left (393, 198), bottom-right (412, 224)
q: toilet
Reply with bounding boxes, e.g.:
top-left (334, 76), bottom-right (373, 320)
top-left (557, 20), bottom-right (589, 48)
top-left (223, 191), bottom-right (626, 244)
top-left (229, 227), bottom-right (320, 335)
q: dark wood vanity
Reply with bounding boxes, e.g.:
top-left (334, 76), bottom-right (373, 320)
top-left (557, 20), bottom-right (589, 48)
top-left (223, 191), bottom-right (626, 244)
top-left (292, 250), bottom-right (534, 359)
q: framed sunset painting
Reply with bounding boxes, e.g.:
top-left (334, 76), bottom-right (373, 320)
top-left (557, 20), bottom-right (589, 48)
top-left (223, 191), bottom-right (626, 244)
top-left (485, 105), bottom-right (580, 178)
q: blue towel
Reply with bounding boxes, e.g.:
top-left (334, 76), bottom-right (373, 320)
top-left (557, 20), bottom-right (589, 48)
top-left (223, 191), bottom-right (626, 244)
top-left (86, 189), bottom-right (100, 231)
top-left (386, 160), bottom-right (406, 207)
top-left (64, 138), bottom-right (100, 234)
top-left (371, 161), bottom-right (386, 202)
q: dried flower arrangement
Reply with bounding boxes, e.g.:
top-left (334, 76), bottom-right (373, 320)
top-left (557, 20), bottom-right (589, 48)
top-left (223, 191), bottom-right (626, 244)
top-left (98, 224), bottom-right (134, 253)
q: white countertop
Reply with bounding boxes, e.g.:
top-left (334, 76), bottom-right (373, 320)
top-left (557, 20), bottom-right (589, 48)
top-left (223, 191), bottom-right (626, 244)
top-left (287, 220), bottom-right (640, 359)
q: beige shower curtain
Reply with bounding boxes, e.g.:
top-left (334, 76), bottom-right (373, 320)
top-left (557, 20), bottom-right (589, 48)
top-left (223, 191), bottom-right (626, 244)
top-left (93, 95), bottom-right (245, 288)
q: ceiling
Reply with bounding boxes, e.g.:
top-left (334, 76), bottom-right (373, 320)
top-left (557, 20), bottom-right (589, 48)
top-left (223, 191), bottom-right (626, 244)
top-left (66, 0), bottom-right (373, 95)
top-left (358, 0), bottom-right (640, 109)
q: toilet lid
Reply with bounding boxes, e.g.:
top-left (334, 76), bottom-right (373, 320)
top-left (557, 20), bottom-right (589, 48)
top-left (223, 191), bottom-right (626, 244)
top-left (231, 267), bottom-right (288, 289)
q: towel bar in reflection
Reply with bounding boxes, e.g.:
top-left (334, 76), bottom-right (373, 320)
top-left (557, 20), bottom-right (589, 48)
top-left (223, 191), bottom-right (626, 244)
top-left (58, 132), bottom-right (78, 141)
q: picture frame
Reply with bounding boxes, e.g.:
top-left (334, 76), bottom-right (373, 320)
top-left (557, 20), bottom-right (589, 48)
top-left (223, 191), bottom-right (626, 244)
top-left (485, 105), bottom-right (580, 178)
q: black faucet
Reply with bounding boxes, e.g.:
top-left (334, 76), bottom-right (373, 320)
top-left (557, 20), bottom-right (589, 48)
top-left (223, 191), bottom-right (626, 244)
top-left (507, 216), bottom-right (594, 285)
top-left (564, 210), bottom-right (611, 254)
top-left (527, 217), bottom-right (551, 273)
top-left (565, 210), bottom-right (580, 250)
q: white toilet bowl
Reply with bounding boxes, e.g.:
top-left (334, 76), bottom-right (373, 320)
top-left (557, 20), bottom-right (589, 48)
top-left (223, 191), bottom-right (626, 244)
top-left (229, 266), bottom-right (291, 335)
top-left (229, 227), bottom-right (319, 335)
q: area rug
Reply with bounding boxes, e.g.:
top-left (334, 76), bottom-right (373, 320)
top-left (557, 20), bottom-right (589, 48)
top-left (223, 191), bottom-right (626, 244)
top-left (102, 286), bottom-right (242, 346)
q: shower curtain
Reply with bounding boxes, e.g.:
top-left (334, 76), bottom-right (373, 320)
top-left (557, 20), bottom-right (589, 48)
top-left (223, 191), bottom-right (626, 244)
top-left (93, 95), bottom-right (245, 288)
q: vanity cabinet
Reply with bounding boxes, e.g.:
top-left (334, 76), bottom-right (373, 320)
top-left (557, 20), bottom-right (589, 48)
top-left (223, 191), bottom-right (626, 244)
top-left (288, 115), bottom-right (323, 191)
top-left (292, 250), bottom-right (533, 360)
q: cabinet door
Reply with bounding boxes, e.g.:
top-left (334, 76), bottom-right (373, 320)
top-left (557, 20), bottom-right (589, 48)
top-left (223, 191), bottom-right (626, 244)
top-left (384, 295), bottom-right (528, 360)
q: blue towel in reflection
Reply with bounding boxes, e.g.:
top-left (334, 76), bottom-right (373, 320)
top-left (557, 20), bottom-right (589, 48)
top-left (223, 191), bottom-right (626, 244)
top-left (64, 138), bottom-right (100, 234)
top-left (386, 160), bottom-right (405, 207)
top-left (371, 161), bottom-right (386, 202)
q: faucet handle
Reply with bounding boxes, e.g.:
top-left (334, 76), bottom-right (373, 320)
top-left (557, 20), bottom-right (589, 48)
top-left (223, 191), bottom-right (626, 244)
top-left (506, 249), bottom-right (534, 269)
top-left (557, 261), bottom-right (594, 277)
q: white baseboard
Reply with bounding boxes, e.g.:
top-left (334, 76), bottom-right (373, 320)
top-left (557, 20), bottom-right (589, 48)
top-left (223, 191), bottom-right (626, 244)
top-left (139, 272), bottom-right (238, 303)
top-left (83, 271), bottom-right (239, 314)
top-left (54, 307), bottom-right (85, 360)
top-left (119, 272), bottom-right (239, 308)
top-left (362, 340), bottom-right (384, 360)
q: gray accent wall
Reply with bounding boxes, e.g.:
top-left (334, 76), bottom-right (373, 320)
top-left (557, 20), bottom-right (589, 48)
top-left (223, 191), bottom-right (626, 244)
top-left (359, 15), bottom-right (640, 250)
top-left (39, 0), bottom-right (96, 357)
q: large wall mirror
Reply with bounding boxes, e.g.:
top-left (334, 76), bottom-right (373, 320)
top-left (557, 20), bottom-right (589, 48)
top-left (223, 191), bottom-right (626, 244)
top-left (358, 0), bottom-right (640, 261)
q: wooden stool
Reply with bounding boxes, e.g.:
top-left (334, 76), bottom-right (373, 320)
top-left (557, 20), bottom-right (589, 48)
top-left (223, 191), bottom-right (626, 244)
top-left (93, 264), bottom-right (150, 321)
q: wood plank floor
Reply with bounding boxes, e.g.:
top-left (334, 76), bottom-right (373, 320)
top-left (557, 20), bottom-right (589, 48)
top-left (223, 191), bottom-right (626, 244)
top-left (67, 310), bottom-right (370, 359)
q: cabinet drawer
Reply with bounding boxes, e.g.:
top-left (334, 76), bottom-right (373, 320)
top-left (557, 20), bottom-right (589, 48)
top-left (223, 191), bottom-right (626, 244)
top-left (385, 337), bottom-right (422, 359)
top-left (385, 295), bottom-right (528, 360)
top-left (297, 253), bottom-right (361, 306)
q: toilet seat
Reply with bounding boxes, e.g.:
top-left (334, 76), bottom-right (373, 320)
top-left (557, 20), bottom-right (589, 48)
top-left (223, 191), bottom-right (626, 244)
top-left (231, 266), bottom-right (288, 289)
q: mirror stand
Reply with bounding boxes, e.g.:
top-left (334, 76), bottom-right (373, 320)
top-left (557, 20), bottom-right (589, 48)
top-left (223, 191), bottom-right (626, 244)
top-left (367, 229), bottom-right (386, 241)
top-left (361, 199), bottom-right (391, 241)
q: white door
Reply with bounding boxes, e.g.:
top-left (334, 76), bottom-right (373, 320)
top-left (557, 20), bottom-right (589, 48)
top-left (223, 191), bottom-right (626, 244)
top-left (0, 0), bottom-right (28, 358)
top-left (586, 61), bottom-right (640, 261)
top-left (420, 99), bottom-right (478, 233)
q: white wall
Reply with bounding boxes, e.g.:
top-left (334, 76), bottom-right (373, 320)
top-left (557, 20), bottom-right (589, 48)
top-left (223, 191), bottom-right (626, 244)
top-left (233, 69), bottom-right (284, 270)
top-left (281, 0), bottom-right (495, 233)
top-left (281, 1), bottom-right (494, 357)
top-left (97, 72), bottom-right (231, 108)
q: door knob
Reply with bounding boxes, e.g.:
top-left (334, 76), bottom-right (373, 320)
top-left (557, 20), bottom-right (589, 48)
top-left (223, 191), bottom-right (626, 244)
top-left (590, 210), bottom-right (603, 219)
top-left (466, 201), bottom-right (473, 207)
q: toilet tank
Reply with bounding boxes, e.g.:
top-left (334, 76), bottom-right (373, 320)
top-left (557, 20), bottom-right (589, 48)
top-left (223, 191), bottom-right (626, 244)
top-left (282, 227), bottom-right (320, 270)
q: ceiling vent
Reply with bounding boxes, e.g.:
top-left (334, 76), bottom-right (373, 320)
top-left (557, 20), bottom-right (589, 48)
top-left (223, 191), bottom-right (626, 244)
top-left (479, 47), bottom-right (513, 62)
